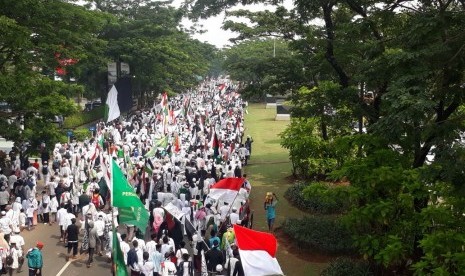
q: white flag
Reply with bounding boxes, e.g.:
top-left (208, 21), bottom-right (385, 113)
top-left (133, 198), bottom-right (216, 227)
top-left (105, 85), bottom-right (120, 122)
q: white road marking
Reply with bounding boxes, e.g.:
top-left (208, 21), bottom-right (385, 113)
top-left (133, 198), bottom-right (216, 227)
top-left (56, 260), bottom-right (72, 276)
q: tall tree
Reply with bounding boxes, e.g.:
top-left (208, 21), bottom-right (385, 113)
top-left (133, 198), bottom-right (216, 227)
top-left (0, 0), bottom-right (107, 151)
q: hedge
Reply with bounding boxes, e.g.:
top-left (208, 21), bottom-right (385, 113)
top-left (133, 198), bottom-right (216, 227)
top-left (63, 106), bottom-right (104, 129)
top-left (285, 182), bottom-right (351, 214)
top-left (282, 216), bottom-right (355, 255)
top-left (321, 257), bottom-right (374, 276)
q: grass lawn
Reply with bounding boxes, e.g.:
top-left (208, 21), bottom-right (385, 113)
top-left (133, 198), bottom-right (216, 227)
top-left (244, 103), bottom-right (328, 276)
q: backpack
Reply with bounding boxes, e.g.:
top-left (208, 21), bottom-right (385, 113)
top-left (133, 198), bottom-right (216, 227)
top-left (41, 166), bottom-right (49, 175)
top-left (5, 251), bottom-right (13, 266)
top-left (25, 177), bottom-right (34, 189)
top-left (91, 194), bottom-right (100, 208)
top-left (52, 160), bottom-right (60, 170)
top-left (177, 261), bottom-right (192, 276)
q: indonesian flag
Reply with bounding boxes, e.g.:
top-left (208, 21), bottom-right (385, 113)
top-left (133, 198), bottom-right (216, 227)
top-left (208, 177), bottom-right (244, 205)
top-left (217, 83), bottom-right (226, 92)
top-left (233, 224), bottom-right (284, 276)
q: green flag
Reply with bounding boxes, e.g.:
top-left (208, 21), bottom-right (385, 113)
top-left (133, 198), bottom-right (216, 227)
top-left (144, 136), bottom-right (169, 158)
top-left (112, 228), bottom-right (128, 276)
top-left (112, 159), bottom-right (149, 233)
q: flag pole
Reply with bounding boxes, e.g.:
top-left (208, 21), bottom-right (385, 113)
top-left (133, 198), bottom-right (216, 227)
top-left (185, 214), bottom-right (210, 250)
top-left (110, 157), bottom-right (116, 276)
top-left (217, 191), bottom-right (240, 235)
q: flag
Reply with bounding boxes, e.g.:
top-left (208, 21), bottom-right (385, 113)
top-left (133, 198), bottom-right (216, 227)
top-left (201, 249), bottom-right (208, 276)
top-left (112, 228), bottom-right (128, 276)
top-left (233, 224), bottom-right (284, 276)
top-left (112, 159), bottom-right (150, 233)
top-left (105, 85), bottom-right (120, 122)
top-left (208, 177), bottom-right (244, 205)
top-left (144, 166), bottom-right (153, 176)
top-left (217, 83), bottom-right (226, 92)
top-left (144, 136), bottom-right (169, 158)
top-left (212, 132), bottom-right (220, 159)
top-left (100, 154), bottom-right (111, 192)
top-left (174, 135), bottom-right (181, 153)
top-left (155, 136), bottom-right (169, 148)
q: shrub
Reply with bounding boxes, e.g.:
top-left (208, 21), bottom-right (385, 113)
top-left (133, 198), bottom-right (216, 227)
top-left (73, 128), bottom-right (92, 141)
top-left (285, 182), bottom-right (351, 214)
top-left (321, 257), bottom-right (373, 276)
top-left (63, 106), bottom-right (104, 128)
top-left (282, 216), bottom-right (355, 255)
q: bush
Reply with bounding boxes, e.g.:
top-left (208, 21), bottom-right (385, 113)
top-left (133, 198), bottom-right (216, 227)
top-left (282, 216), bottom-right (355, 255)
top-left (73, 128), bottom-right (92, 141)
top-left (285, 182), bottom-right (351, 214)
top-left (321, 257), bottom-right (373, 276)
top-left (63, 106), bottom-right (104, 128)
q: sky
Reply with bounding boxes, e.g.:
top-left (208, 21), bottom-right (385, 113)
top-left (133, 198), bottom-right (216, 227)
top-left (76, 0), bottom-right (294, 49)
top-left (173, 0), bottom-right (295, 49)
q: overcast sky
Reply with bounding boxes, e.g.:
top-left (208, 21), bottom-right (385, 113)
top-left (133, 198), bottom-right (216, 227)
top-left (173, 0), bottom-right (294, 49)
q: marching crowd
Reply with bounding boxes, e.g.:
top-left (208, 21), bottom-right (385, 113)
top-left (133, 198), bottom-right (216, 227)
top-left (0, 78), bottom-right (270, 276)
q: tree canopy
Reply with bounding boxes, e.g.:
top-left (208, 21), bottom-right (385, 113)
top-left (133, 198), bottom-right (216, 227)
top-left (0, 0), bottom-right (218, 153)
top-left (186, 0), bottom-right (465, 273)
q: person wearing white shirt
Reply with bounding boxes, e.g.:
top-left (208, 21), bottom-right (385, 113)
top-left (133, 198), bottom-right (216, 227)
top-left (175, 241), bottom-right (189, 266)
top-left (93, 215), bottom-right (105, 255)
top-left (9, 233), bottom-right (25, 271)
top-left (120, 234), bottom-right (130, 265)
top-left (49, 195), bottom-right (59, 224)
top-left (140, 252), bottom-right (154, 276)
top-left (0, 211), bottom-right (12, 235)
top-left (219, 202), bottom-right (230, 222)
top-left (160, 236), bottom-right (172, 258)
top-left (144, 234), bottom-right (157, 260)
top-left (56, 205), bottom-right (68, 241)
top-left (229, 208), bottom-right (240, 225)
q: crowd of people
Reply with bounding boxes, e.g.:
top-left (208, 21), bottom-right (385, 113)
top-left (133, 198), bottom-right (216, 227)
top-left (0, 78), bottom-right (264, 275)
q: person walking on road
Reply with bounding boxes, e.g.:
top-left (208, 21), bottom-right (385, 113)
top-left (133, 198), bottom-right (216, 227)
top-left (86, 220), bottom-right (98, 268)
top-left (65, 218), bottom-right (79, 261)
top-left (26, 241), bottom-right (43, 276)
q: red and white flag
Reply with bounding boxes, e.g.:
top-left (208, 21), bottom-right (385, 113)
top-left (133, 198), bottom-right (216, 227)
top-left (233, 224), bottom-right (284, 276)
top-left (208, 177), bottom-right (244, 205)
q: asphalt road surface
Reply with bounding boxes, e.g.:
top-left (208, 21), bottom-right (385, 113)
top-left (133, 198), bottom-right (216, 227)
top-left (18, 222), bottom-right (111, 276)
top-left (14, 177), bottom-right (111, 276)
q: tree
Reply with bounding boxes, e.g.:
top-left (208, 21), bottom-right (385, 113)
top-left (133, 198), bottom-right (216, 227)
top-left (222, 38), bottom-right (306, 100)
top-left (187, 0), bottom-right (465, 273)
top-left (0, 0), bottom-right (107, 152)
top-left (88, 0), bottom-right (218, 105)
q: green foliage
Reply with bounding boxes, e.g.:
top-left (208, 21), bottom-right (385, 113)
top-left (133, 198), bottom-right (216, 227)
top-left (282, 216), bottom-right (355, 255)
top-left (331, 149), bottom-right (424, 269)
top-left (63, 106), bottom-right (104, 129)
top-left (222, 39), bottom-right (307, 99)
top-left (72, 128), bottom-right (93, 141)
top-left (188, 0), bottom-right (465, 273)
top-left (280, 118), bottom-right (358, 179)
top-left (285, 182), bottom-right (352, 214)
top-left (321, 257), bottom-right (374, 276)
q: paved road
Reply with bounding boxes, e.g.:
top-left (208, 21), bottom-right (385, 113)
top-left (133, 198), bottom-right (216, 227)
top-left (18, 221), bottom-right (111, 276)
top-left (13, 178), bottom-right (111, 276)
